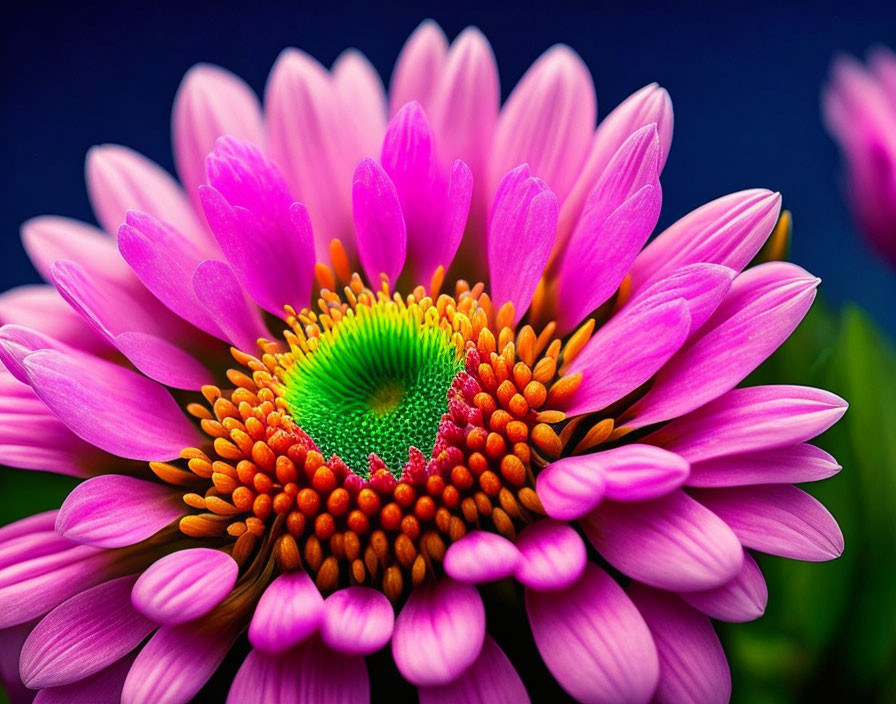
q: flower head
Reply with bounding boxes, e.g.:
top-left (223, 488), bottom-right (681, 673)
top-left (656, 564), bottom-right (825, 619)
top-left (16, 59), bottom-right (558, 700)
top-left (0, 20), bottom-right (845, 704)
top-left (824, 45), bottom-right (896, 269)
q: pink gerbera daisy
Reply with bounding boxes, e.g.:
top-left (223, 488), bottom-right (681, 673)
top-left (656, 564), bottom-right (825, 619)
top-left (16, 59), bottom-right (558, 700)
top-left (0, 20), bottom-right (845, 704)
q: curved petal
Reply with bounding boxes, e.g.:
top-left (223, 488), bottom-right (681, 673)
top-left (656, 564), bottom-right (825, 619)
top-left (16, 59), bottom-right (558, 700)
top-left (389, 20), bottom-right (448, 115)
top-left (248, 571), bottom-right (324, 654)
top-left (132, 548), bottom-right (238, 625)
top-left (33, 655), bottom-right (134, 704)
top-left (114, 331), bottom-right (213, 390)
top-left (418, 635), bottom-right (529, 704)
top-left (582, 490), bottom-right (744, 591)
top-left (678, 551), bottom-right (768, 623)
top-left (514, 519), bottom-right (586, 591)
top-left (391, 578), bottom-right (485, 686)
top-left (352, 158), bottom-right (406, 284)
top-left (56, 475), bottom-right (182, 548)
top-left (192, 259), bottom-right (270, 352)
top-left (332, 49), bottom-right (387, 157)
top-left (20, 576), bottom-right (155, 689)
top-left (320, 587), bottom-right (394, 655)
top-left (628, 585), bottom-right (731, 704)
top-left (687, 444), bottom-right (841, 487)
top-left (526, 562), bottom-right (659, 704)
top-left (442, 531), bottom-right (520, 584)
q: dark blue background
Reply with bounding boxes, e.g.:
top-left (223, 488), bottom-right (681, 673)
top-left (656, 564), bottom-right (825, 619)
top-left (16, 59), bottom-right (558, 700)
top-left (3, 0), bottom-right (896, 332)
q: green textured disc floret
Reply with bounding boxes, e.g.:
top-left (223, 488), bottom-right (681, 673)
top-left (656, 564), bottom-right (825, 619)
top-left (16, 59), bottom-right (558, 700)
top-left (282, 302), bottom-right (464, 477)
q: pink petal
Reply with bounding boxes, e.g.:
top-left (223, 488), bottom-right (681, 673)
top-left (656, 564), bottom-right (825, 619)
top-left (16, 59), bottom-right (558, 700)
top-left (687, 444), bottom-right (841, 487)
top-left (678, 551), bottom-right (768, 623)
top-left (490, 45), bottom-right (595, 204)
top-left (132, 548), bottom-right (238, 625)
top-left (22, 349), bottom-right (201, 461)
top-left (558, 83), bottom-right (673, 249)
top-left (418, 635), bottom-right (529, 704)
top-left (114, 331), bottom-right (213, 390)
top-left (352, 158), bottom-right (407, 284)
top-left (536, 454), bottom-right (607, 521)
top-left (33, 655), bottom-right (135, 704)
top-left (0, 324), bottom-right (68, 383)
top-left (526, 562), bottom-right (659, 704)
top-left (582, 490), bottom-right (744, 591)
top-left (487, 165), bottom-right (558, 323)
top-left (20, 576), bottom-right (155, 689)
top-left (203, 136), bottom-right (315, 315)
top-left (389, 20), bottom-right (449, 115)
top-left (226, 638), bottom-right (369, 704)
top-left (332, 49), bottom-right (387, 157)
top-left (248, 572), bottom-right (324, 654)
top-left (56, 475), bottom-right (182, 548)
top-left (556, 124), bottom-right (662, 331)
top-left (320, 587), bottom-right (394, 655)
top-left (628, 584), bottom-right (731, 704)
top-left (85, 145), bottom-right (213, 254)
top-left (645, 385), bottom-right (848, 463)
top-left (121, 622), bottom-right (237, 704)
top-left (0, 620), bottom-right (36, 704)
top-left (629, 189), bottom-right (782, 292)
top-left (514, 519), bottom-right (586, 591)
top-left (172, 63), bottom-right (264, 214)
top-left (626, 262), bottom-right (819, 429)
top-left (692, 484), bottom-right (844, 561)
top-left (442, 531), bottom-right (521, 584)
top-left (391, 578), bottom-right (485, 686)
top-left (192, 259), bottom-right (270, 352)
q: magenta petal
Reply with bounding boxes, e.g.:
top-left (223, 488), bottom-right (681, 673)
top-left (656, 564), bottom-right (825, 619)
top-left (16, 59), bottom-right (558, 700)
top-left (20, 576), bottom-right (155, 689)
top-left (114, 331), bottom-right (212, 391)
top-left (536, 454), bottom-right (607, 521)
top-left (332, 49), bottom-right (387, 157)
top-left (692, 484), bottom-right (844, 561)
top-left (248, 572), bottom-right (324, 654)
top-left (352, 158), bottom-right (407, 284)
top-left (1, 621), bottom-right (36, 704)
top-left (526, 562), bottom-right (659, 704)
top-left (121, 622), bottom-right (237, 704)
top-left (678, 551), bottom-right (768, 623)
top-left (687, 444), bottom-right (841, 487)
top-left (23, 349), bottom-right (201, 461)
top-left (488, 165), bottom-right (559, 323)
top-left (0, 324), bottom-right (67, 383)
top-left (172, 63), bottom-right (264, 214)
top-left (562, 299), bottom-right (691, 417)
top-left (418, 635), bottom-right (529, 704)
top-left (320, 587), bottom-right (394, 655)
top-left (629, 584), bottom-right (731, 704)
top-left (391, 578), bottom-right (485, 686)
top-left (627, 262), bottom-right (819, 428)
top-left (629, 189), bottom-right (782, 292)
top-left (514, 519), bottom-right (586, 591)
top-left (582, 490), bottom-right (743, 591)
top-left (442, 531), bottom-right (521, 584)
top-left (132, 548), bottom-right (238, 625)
top-left (33, 654), bottom-right (134, 704)
top-left (646, 385), bottom-right (848, 463)
top-left (389, 20), bottom-right (448, 115)
top-left (192, 259), bottom-right (270, 352)
top-left (56, 475), bottom-right (182, 548)
top-left (203, 137), bottom-right (315, 316)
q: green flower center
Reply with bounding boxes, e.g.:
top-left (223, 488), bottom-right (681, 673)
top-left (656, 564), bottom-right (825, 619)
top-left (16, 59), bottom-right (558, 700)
top-left (282, 301), bottom-right (464, 477)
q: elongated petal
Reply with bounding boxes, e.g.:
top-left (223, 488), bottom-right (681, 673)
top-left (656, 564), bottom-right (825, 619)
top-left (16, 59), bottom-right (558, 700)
top-left (172, 63), bottom-right (264, 213)
top-left (488, 165), bottom-right (558, 322)
top-left (389, 20), bottom-right (448, 115)
top-left (514, 519), bottom-right (586, 590)
top-left (0, 285), bottom-right (108, 353)
top-left (536, 454), bottom-right (606, 521)
top-left (248, 572), bottom-right (324, 654)
top-left (320, 587), bottom-right (394, 655)
top-left (687, 444), bottom-right (840, 487)
top-left (629, 189), bottom-right (782, 292)
top-left (628, 585), bottom-right (731, 704)
top-left (20, 576), bottom-right (155, 688)
top-left (203, 137), bottom-right (315, 315)
top-left (392, 578), bottom-right (485, 686)
top-left (645, 385), bottom-right (848, 463)
top-left (33, 654), bottom-right (134, 704)
top-left (56, 475), bottom-right (182, 548)
top-left (626, 262), bottom-right (819, 428)
top-left (678, 551), bottom-right (767, 622)
top-left (192, 259), bottom-right (270, 352)
top-left (352, 158), bottom-right (406, 284)
top-left (442, 531), bottom-right (521, 584)
top-left (114, 331), bottom-right (213, 391)
top-left (490, 45), bottom-right (595, 203)
top-left (582, 490), bottom-right (743, 591)
top-left (526, 563), bottom-right (659, 704)
top-left (692, 484), bottom-right (844, 561)
top-left (86, 145), bottom-right (212, 252)
top-left (23, 349), bottom-right (201, 461)
top-left (132, 548), bottom-right (238, 625)
top-left (121, 622), bottom-right (237, 704)
top-left (332, 49), bottom-right (387, 157)
top-left (419, 635), bottom-right (529, 704)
